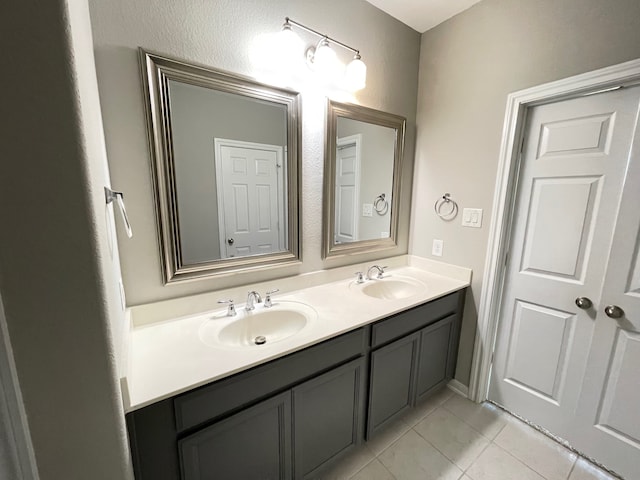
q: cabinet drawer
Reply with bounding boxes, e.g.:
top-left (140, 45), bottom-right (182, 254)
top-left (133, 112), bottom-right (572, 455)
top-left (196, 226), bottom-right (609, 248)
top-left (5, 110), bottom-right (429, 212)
top-left (371, 291), bottom-right (461, 348)
top-left (174, 327), bottom-right (366, 432)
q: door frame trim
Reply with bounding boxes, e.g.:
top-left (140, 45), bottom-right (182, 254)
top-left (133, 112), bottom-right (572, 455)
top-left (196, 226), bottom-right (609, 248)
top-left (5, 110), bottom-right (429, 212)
top-left (469, 58), bottom-right (640, 403)
top-left (0, 293), bottom-right (39, 479)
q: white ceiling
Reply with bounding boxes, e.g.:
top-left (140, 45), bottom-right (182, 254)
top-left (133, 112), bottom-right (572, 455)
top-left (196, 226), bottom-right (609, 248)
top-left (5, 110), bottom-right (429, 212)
top-left (365, 0), bottom-right (483, 33)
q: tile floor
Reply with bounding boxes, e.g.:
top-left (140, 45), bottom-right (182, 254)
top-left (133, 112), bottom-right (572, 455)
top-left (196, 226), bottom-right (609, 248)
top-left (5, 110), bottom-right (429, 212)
top-left (319, 388), bottom-right (620, 480)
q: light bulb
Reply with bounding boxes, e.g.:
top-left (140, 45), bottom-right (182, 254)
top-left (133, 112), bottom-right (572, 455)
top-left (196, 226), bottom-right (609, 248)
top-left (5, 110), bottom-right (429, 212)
top-left (345, 54), bottom-right (367, 91)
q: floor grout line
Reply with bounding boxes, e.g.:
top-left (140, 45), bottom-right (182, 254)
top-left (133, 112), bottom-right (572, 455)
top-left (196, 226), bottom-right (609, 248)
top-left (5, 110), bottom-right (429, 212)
top-left (463, 438), bottom-right (491, 474)
top-left (440, 401), bottom-right (504, 442)
top-left (489, 441), bottom-right (551, 480)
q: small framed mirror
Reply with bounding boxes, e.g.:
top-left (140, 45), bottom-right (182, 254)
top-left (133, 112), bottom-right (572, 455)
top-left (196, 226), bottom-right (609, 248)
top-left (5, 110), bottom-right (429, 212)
top-left (140, 50), bottom-right (301, 283)
top-left (323, 100), bottom-right (406, 258)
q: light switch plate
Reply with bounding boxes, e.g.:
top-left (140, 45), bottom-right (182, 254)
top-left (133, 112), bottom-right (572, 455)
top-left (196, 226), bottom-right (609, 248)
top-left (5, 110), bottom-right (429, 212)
top-left (362, 203), bottom-right (373, 217)
top-left (432, 239), bottom-right (443, 257)
top-left (462, 208), bottom-right (483, 228)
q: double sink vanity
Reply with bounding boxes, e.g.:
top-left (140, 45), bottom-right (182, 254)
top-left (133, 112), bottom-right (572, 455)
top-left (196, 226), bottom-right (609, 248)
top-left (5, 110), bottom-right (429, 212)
top-left (124, 258), bottom-right (470, 480)
top-left (124, 49), bottom-right (471, 480)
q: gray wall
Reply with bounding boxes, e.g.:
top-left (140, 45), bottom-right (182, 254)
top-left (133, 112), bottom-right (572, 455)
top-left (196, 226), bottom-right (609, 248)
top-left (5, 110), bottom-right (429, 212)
top-left (0, 0), bottom-right (132, 478)
top-left (337, 119), bottom-right (395, 241)
top-left (170, 81), bottom-right (287, 263)
top-left (410, 0), bottom-right (640, 386)
top-left (88, 0), bottom-right (421, 305)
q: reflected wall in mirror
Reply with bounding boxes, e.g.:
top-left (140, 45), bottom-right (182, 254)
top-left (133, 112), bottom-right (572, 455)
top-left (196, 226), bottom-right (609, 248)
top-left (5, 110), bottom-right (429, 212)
top-left (140, 50), bottom-right (301, 283)
top-left (323, 100), bottom-right (406, 258)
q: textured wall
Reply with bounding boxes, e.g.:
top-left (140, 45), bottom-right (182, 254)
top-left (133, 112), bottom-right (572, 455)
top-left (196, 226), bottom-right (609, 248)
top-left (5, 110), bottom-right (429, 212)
top-left (411, 0), bottom-right (640, 385)
top-left (0, 0), bottom-right (132, 478)
top-left (88, 0), bottom-right (421, 305)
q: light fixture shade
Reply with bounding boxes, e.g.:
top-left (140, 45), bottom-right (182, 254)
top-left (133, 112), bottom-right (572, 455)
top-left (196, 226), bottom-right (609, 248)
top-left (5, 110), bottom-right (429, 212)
top-left (277, 25), bottom-right (304, 69)
top-left (345, 55), bottom-right (367, 91)
top-left (313, 40), bottom-right (337, 72)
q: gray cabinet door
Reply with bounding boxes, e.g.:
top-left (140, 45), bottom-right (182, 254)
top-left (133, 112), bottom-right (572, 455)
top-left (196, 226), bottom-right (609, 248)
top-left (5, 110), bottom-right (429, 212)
top-left (367, 332), bottom-right (420, 436)
top-left (179, 391), bottom-right (292, 480)
top-left (415, 314), bottom-right (455, 402)
top-left (292, 358), bottom-right (366, 479)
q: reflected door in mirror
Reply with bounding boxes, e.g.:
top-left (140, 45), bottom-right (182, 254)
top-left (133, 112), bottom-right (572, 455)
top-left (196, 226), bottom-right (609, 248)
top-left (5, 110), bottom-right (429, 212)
top-left (335, 135), bottom-right (361, 244)
top-left (215, 140), bottom-right (286, 258)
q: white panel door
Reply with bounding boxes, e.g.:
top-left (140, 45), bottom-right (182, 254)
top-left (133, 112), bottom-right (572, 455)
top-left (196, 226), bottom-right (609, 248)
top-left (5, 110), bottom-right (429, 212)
top-left (335, 135), bottom-right (361, 244)
top-left (570, 110), bottom-right (640, 478)
top-left (216, 142), bottom-right (282, 258)
top-left (489, 86), bottom-right (640, 477)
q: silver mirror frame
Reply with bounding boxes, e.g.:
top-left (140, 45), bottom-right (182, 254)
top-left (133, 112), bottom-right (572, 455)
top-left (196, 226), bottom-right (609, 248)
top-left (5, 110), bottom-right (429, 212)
top-left (323, 100), bottom-right (406, 259)
top-left (139, 49), bottom-right (302, 283)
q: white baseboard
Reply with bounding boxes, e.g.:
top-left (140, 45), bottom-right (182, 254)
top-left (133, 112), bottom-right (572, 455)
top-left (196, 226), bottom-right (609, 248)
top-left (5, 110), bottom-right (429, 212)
top-left (447, 379), bottom-right (469, 398)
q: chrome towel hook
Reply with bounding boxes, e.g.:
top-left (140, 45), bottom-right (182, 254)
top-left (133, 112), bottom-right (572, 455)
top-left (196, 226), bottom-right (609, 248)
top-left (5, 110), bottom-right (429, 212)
top-left (434, 193), bottom-right (458, 220)
top-left (105, 187), bottom-right (133, 238)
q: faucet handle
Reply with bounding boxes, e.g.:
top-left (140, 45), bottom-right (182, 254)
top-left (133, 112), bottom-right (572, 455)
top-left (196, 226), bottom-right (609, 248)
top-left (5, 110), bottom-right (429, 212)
top-left (354, 272), bottom-right (365, 284)
top-left (217, 299), bottom-right (236, 317)
top-left (264, 289), bottom-right (279, 308)
top-left (379, 266), bottom-right (388, 278)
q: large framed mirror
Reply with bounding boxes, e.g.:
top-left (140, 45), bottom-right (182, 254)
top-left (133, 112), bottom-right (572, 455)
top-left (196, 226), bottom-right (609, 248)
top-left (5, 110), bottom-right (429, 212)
top-left (323, 100), bottom-right (406, 258)
top-left (140, 50), bottom-right (301, 283)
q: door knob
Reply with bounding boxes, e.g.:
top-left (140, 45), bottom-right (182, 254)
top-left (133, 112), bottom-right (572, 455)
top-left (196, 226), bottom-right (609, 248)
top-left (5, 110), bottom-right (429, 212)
top-left (227, 238), bottom-right (234, 245)
top-left (604, 305), bottom-right (624, 319)
top-left (575, 297), bottom-right (593, 310)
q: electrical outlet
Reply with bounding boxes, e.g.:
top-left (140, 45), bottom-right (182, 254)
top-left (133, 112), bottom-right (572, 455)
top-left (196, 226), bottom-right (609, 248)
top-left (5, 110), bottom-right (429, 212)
top-left (362, 203), bottom-right (373, 217)
top-left (432, 239), bottom-right (443, 257)
top-left (381, 231), bottom-right (389, 238)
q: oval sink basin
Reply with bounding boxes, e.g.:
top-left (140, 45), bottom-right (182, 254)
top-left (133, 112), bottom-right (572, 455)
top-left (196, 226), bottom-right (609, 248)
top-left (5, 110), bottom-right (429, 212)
top-left (200, 301), bottom-right (317, 348)
top-left (354, 277), bottom-right (426, 300)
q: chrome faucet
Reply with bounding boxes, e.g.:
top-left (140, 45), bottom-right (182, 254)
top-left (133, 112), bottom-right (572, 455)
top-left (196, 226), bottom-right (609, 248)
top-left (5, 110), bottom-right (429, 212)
top-left (367, 265), bottom-right (387, 280)
top-left (246, 291), bottom-right (263, 311)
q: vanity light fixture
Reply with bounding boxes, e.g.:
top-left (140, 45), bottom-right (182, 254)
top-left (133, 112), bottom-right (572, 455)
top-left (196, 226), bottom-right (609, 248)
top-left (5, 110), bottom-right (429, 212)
top-left (281, 17), bottom-right (367, 91)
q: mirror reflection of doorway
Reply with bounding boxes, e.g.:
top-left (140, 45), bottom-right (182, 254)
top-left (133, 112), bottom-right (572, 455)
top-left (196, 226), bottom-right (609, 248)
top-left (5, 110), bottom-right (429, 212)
top-left (214, 138), bottom-right (285, 258)
top-left (335, 134), bottom-right (362, 244)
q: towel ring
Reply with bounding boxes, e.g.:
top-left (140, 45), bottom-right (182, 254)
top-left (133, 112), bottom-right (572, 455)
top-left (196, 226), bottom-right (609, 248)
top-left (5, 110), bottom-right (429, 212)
top-left (374, 194), bottom-right (389, 215)
top-left (434, 193), bottom-right (458, 220)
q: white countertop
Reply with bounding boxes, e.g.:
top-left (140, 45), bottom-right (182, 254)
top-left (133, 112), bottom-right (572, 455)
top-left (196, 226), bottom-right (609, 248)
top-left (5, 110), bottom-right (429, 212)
top-left (123, 257), bottom-right (471, 412)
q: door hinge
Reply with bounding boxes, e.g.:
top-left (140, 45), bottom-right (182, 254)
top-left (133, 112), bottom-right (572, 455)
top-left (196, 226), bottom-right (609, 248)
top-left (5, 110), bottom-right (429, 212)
top-left (504, 250), bottom-right (510, 266)
top-left (519, 134), bottom-right (526, 155)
